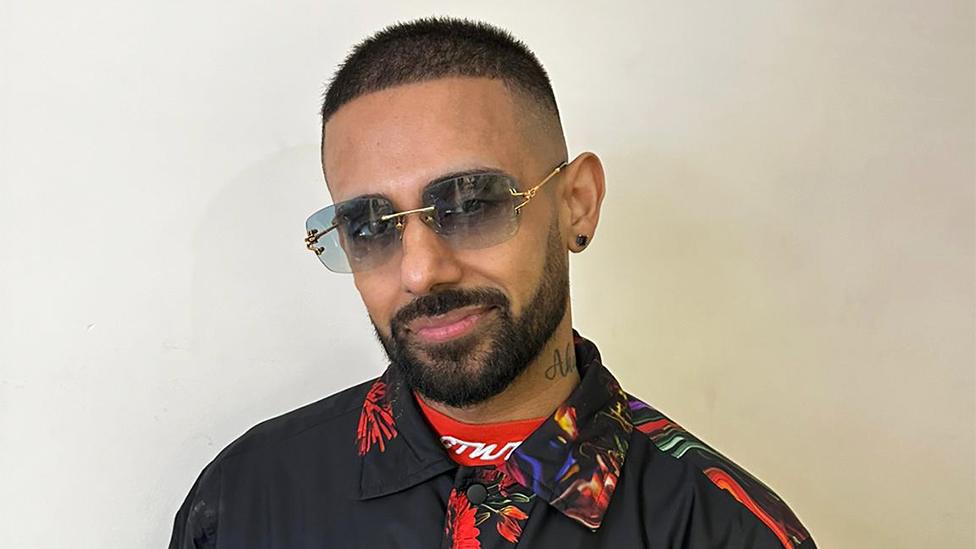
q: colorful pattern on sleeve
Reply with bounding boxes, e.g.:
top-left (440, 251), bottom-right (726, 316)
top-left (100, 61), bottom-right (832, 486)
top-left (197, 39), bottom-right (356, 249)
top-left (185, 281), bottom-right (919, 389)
top-left (629, 398), bottom-right (812, 548)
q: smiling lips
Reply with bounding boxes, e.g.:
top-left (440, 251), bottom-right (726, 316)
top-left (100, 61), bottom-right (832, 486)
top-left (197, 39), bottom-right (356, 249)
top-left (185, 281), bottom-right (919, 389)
top-left (407, 306), bottom-right (493, 344)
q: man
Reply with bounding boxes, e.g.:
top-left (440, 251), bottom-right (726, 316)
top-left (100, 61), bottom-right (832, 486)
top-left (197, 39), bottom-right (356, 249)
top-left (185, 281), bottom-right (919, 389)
top-left (170, 17), bottom-right (816, 549)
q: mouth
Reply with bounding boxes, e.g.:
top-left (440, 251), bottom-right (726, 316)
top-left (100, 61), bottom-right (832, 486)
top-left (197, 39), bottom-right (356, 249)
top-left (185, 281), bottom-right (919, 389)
top-left (406, 305), bottom-right (494, 344)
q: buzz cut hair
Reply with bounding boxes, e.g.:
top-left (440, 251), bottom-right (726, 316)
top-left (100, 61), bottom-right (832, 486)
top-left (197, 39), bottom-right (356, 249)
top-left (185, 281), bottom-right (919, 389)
top-left (320, 17), bottom-right (562, 132)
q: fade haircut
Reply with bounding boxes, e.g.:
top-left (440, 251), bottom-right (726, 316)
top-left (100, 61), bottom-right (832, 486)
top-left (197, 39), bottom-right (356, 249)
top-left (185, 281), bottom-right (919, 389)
top-left (320, 17), bottom-right (562, 143)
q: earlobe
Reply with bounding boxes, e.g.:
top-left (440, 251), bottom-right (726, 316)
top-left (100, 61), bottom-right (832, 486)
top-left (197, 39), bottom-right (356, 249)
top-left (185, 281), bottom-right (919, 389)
top-left (561, 152), bottom-right (606, 253)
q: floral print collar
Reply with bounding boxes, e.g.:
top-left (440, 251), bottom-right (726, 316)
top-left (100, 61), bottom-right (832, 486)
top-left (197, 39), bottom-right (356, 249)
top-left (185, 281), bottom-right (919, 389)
top-left (355, 330), bottom-right (632, 531)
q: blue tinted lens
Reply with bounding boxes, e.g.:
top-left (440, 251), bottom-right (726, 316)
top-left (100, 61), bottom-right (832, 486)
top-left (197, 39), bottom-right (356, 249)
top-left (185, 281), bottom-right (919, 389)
top-left (305, 197), bottom-right (398, 273)
top-left (423, 173), bottom-right (519, 248)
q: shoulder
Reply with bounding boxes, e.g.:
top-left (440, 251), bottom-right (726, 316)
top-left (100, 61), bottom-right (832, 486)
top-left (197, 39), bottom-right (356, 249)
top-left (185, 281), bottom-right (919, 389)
top-left (168, 377), bottom-right (378, 549)
top-left (214, 376), bottom-right (376, 463)
top-left (626, 393), bottom-right (815, 549)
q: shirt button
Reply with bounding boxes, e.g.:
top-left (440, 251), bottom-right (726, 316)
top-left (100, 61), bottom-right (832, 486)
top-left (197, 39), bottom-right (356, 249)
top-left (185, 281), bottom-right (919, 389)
top-left (465, 483), bottom-right (488, 505)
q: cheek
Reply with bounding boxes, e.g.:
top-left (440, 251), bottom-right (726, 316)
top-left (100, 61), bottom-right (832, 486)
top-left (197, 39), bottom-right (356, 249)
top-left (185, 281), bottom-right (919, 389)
top-left (353, 271), bottom-right (401, 331)
top-left (455, 217), bottom-right (552, 313)
top-left (351, 209), bottom-right (557, 325)
top-left (508, 210), bottom-right (560, 309)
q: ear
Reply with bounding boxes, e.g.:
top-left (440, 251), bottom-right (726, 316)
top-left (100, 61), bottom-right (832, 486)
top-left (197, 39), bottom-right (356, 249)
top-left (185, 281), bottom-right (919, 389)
top-left (558, 152), bottom-right (606, 252)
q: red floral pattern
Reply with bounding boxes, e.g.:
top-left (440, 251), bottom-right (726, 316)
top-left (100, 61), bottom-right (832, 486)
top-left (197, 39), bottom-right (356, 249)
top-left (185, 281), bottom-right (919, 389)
top-left (356, 379), bottom-right (397, 455)
top-left (446, 488), bottom-right (481, 549)
top-left (471, 467), bottom-right (534, 544)
top-left (496, 504), bottom-right (528, 542)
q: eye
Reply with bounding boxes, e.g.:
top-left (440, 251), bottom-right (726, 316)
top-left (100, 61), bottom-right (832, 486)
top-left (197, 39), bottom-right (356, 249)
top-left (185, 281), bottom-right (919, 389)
top-left (335, 197), bottom-right (395, 241)
top-left (447, 176), bottom-right (498, 213)
top-left (347, 217), bottom-right (390, 239)
top-left (424, 172), bottom-right (515, 229)
top-left (459, 197), bottom-right (487, 213)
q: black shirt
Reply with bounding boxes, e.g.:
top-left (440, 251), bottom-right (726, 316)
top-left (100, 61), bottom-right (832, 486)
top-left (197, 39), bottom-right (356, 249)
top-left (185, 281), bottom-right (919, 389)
top-left (169, 332), bottom-right (816, 548)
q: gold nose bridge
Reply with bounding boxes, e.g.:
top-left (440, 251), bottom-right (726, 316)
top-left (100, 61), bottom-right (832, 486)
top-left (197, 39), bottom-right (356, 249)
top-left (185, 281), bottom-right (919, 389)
top-left (380, 205), bottom-right (436, 232)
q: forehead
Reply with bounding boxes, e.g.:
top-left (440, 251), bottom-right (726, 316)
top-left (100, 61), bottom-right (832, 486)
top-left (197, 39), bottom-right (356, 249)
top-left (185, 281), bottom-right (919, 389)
top-left (322, 77), bottom-right (527, 203)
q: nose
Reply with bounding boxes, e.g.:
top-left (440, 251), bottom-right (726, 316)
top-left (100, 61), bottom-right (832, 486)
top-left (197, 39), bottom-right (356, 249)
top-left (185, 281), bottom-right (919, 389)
top-left (397, 214), bottom-right (463, 295)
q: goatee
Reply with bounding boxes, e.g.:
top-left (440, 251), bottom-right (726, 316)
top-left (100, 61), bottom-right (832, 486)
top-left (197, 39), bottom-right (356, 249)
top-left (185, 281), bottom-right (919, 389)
top-left (372, 223), bottom-right (569, 408)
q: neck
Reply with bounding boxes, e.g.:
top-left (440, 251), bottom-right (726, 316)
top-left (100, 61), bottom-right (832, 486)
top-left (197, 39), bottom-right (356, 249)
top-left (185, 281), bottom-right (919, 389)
top-left (420, 312), bottom-right (579, 423)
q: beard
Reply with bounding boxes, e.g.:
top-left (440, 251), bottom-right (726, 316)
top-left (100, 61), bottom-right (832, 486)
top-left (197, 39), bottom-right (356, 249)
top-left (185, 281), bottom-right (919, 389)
top-left (372, 222), bottom-right (569, 408)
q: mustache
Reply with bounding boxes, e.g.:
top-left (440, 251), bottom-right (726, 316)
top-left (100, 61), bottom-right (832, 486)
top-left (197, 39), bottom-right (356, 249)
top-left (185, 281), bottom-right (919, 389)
top-left (391, 287), bottom-right (509, 335)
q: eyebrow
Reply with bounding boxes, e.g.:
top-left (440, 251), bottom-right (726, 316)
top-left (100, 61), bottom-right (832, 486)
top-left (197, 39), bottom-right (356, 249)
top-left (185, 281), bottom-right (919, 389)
top-left (426, 166), bottom-right (509, 187)
top-left (338, 165), bottom-right (516, 207)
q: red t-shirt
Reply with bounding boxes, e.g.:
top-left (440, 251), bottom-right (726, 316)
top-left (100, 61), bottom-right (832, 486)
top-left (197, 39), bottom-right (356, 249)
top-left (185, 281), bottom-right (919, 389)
top-left (415, 393), bottom-right (546, 467)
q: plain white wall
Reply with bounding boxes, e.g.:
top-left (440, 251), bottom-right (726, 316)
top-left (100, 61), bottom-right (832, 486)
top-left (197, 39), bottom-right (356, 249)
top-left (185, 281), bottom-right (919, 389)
top-left (1, 1), bottom-right (973, 548)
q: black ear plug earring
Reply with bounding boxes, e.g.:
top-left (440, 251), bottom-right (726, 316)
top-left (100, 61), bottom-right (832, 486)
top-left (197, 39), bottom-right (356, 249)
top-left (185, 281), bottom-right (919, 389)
top-left (576, 234), bottom-right (589, 248)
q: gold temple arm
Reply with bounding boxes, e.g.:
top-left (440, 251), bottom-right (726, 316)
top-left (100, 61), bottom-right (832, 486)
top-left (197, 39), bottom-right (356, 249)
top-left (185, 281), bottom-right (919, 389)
top-left (512, 161), bottom-right (568, 212)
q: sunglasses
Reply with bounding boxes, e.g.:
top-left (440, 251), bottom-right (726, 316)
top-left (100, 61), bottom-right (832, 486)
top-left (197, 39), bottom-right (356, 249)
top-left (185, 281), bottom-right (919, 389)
top-left (304, 161), bottom-right (567, 273)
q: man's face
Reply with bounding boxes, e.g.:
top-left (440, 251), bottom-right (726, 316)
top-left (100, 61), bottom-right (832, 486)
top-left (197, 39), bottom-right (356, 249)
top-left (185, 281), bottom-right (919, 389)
top-left (322, 77), bottom-right (569, 407)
